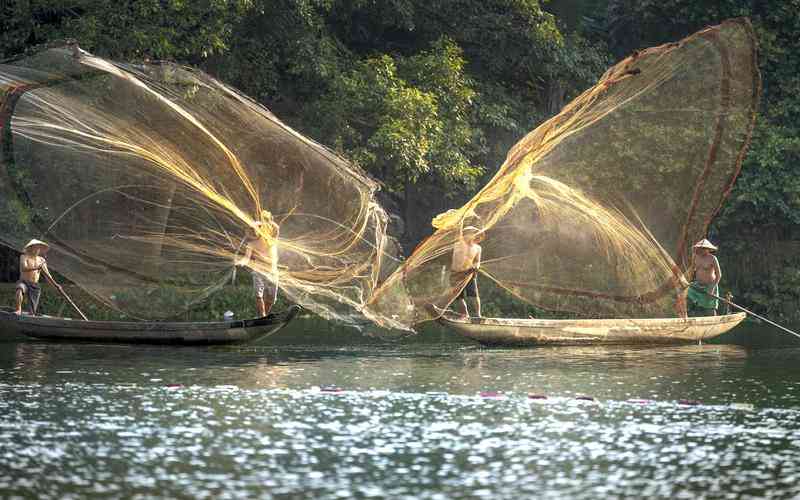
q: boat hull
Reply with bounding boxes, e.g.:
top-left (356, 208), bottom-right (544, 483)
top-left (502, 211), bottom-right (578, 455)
top-left (0, 305), bottom-right (301, 345)
top-left (439, 312), bottom-right (747, 346)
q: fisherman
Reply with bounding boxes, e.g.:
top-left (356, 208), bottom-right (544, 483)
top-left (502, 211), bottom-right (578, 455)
top-left (450, 226), bottom-right (483, 318)
top-left (686, 238), bottom-right (722, 316)
top-left (236, 213), bottom-right (280, 317)
top-left (14, 239), bottom-right (58, 315)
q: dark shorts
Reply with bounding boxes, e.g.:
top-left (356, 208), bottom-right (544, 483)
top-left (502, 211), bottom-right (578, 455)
top-left (689, 304), bottom-right (717, 317)
top-left (451, 273), bottom-right (478, 299)
top-left (16, 280), bottom-right (41, 314)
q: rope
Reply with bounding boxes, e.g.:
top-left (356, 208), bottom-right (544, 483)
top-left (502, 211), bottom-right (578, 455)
top-left (694, 285), bottom-right (800, 340)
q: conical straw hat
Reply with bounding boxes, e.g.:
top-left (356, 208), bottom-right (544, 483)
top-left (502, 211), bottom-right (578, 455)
top-left (23, 239), bottom-right (50, 253)
top-left (693, 238), bottom-right (718, 251)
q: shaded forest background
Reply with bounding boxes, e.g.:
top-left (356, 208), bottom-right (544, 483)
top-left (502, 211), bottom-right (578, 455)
top-left (1, 0), bottom-right (799, 320)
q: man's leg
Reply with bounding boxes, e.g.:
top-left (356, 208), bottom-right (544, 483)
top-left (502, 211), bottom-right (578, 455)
top-left (458, 298), bottom-right (469, 317)
top-left (14, 288), bottom-right (24, 315)
top-left (28, 285), bottom-right (41, 315)
top-left (253, 273), bottom-right (267, 317)
top-left (466, 275), bottom-right (480, 318)
top-left (676, 291), bottom-right (688, 319)
top-left (264, 297), bottom-right (274, 316)
top-left (256, 297), bottom-right (266, 317)
top-left (263, 281), bottom-right (278, 316)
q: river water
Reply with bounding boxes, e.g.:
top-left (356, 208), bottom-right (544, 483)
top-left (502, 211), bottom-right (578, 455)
top-left (1, 321), bottom-right (800, 499)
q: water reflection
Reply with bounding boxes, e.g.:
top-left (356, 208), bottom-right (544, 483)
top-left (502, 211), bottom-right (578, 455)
top-left (0, 340), bottom-right (793, 406)
top-left (1, 334), bottom-right (800, 498)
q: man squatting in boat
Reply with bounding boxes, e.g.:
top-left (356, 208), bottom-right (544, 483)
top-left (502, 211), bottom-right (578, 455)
top-left (450, 226), bottom-right (483, 318)
top-left (14, 239), bottom-right (60, 315)
top-left (237, 214), bottom-right (280, 317)
top-left (686, 238), bottom-right (722, 316)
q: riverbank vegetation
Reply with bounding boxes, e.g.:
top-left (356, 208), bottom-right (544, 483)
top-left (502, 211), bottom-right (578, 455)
top-left (2, 0), bottom-right (799, 320)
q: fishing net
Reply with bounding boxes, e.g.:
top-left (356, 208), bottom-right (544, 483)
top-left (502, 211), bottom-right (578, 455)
top-left (368, 18), bottom-right (760, 326)
top-left (0, 45), bottom-right (399, 324)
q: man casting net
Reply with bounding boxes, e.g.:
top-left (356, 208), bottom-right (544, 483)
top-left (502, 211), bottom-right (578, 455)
top-left (368, 18), bottom-right (760, 328)
top-left (0, 45), bottom-right (399, 325)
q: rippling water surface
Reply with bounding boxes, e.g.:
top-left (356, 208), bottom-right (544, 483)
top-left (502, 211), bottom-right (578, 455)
top-left (1, 324), bottom-right (800, 499)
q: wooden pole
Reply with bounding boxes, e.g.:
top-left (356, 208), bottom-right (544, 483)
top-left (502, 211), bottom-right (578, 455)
top-left (45, 274), bottom-right (88, 321)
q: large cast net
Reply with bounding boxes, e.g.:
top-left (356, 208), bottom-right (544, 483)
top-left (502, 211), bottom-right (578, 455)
top-left (0, 45), bottom-right (399, 324)
top-left (368, 18), bottom-right (760, 325)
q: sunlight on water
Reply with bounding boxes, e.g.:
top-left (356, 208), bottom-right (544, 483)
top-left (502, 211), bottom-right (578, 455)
top-left (1, 339), bottom-right (799, 498)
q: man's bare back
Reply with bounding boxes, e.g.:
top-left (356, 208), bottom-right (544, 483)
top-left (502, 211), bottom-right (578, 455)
top-left (451, 238), bottom-right (481, 273)
top-left (243, 235), bottom-right (279, 276)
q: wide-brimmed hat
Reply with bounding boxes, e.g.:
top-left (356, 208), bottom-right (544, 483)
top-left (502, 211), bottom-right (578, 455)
top-left (693, 238), bottom-right (718, 252)
top-left (23, 239), bottom-right (49, 253)
top-left (461, 226), bottom-right (484, 239)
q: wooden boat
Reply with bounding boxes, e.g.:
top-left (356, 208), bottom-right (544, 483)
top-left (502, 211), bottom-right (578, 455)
top-left (0, 305), bottom-right (302, 345)
top-left (439, 312), bottom-right (747, 347)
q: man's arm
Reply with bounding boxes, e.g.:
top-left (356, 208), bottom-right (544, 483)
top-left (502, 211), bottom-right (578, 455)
top-left (40, 260), bottom-right (59, 287)
top-left (237, 245), bottom-right (253, 267)
top-left (713, 255), bottom-right (722, 287)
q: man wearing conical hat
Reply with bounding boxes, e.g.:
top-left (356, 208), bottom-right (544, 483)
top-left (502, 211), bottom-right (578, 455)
top-left (686, 238), bottom-right (722, 316)
top-left (450, 225), bottom-right (484, 318)
top-left (14, 239), bottom-right (58, 315)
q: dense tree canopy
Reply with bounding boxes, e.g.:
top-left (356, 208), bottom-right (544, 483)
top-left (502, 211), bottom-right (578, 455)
top-left (2, 0), bottom-right (610, 243)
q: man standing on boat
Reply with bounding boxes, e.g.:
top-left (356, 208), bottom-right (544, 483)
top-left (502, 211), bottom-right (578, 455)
top-left (450, 226), bottom-right (483, 318)
top-left (237, 213), bottom-right (280, 317)
top-left (687, 238), bottom-right (721, 316)
top-left (14, 239), bottom-right (58, 315)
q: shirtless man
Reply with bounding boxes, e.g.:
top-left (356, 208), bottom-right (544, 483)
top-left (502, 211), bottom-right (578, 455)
top-left (14, 239), bottom-right (58, 315)
top-left (236, 215), bottom-right (280, 317)
top-left (686, 238), bottom-right (721, 316)
top-left (450, 226), bottom-right (483, 318)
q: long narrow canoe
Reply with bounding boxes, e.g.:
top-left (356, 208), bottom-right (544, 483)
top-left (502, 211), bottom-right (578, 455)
top-left (0, 305), bottom-right (302, 345)
top-left (439, 312), bottom-right (747, 347)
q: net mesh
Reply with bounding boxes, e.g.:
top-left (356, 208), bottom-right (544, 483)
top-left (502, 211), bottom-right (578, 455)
top-left (0, 45), bottom-right (399, 324)
top-left (0, 18), bottom-right (760, 330)
top-left (367, 18), bottom-right (760, 325)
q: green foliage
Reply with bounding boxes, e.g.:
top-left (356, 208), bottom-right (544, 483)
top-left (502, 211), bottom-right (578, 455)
top-left (0, 196), bottom-right (32, 236)
top-left (1, 0), bottom-right (253, 61)
top-left (310, 38), bottom-right (482, 197)
top-left (589, 0), bottom-right (800, 233)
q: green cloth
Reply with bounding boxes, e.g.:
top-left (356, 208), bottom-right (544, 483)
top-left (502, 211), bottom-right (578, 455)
top-left (687, 282), bottom-right (719, 310)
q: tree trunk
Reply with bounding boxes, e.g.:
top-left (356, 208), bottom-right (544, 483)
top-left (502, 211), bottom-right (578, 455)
top-left (546, 79), bottom-right (567, 117)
